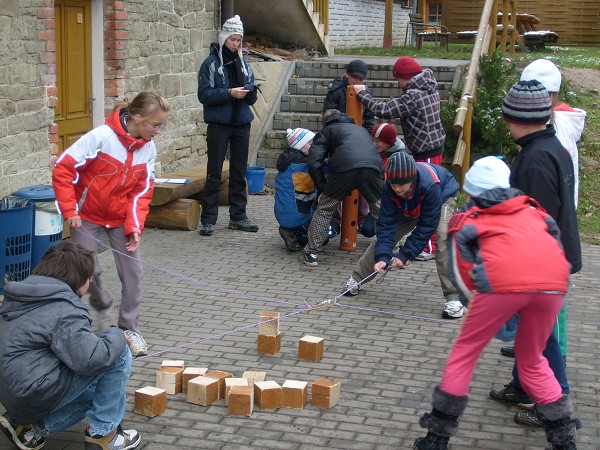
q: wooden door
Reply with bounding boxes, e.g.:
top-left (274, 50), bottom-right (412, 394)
top-left (55, 0), bottom-right (93, 153)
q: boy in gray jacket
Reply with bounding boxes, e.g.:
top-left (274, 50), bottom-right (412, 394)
top-left (0, 242), bottom-right (140, 450)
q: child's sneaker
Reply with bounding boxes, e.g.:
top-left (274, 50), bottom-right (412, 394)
top-left (123, 330), bottom-right (148, 357)
top-left (342, 276), bottom-right (361, 296)
top-left (84, 425), bottom-right (141, 450)
top-left (299, 252), bottom-right (319, 267)
top-left (442, 300), bottom-right (466, 319)
top-left (0, 413), bottom-right (45, 450)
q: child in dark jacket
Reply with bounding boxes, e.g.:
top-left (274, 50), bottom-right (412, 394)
top-left (0, 242), bottom-right (139, 450)
top-left (414, 156), bottom-right (578, 450)
top-left (275, 128), bottom-right (317, 251)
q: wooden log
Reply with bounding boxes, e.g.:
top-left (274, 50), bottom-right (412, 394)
top-left (145, 199), bottom-right (200, 231)
top-left (151, 161), bottom-right (230, 206)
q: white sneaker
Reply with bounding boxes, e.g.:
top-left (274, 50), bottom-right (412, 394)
top-left (443, 300), bottom-right (466, 319)
top-left (415, 251), bottom-right (435, 261)
top-left (124, 330), bottom-right (148, 357)
top-left (95, 305), bottom-right (113, 330)
top-left (342, 276), bottom-right (361, 296)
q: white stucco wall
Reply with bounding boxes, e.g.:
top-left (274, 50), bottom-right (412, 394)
top-left (328, 0), bottom-right (412, 48)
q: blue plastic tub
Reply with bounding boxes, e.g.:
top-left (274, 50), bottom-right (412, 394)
top-left (13, 185), bottom-right (63, 269)
top-left (246, 166), bottom-right (266, 194)
top-left (0, 197), bottom-right (34, 294)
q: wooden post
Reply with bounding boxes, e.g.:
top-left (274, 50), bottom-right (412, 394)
top-left (383, 0), bottom-right (393, 48)
top-left (340, 86), bottom-right (362, 251)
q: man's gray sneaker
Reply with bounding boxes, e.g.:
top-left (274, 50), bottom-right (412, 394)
top-left (124, 330), bottom-right (148, 357)
top-left (442, 300), bottom-right (466, 319)
top-left (229, 218), bottom-right (259, 232)
top-left (343, 276), bottom-right (361, 296)
top-left (414, 251), bottom-right (435, 261)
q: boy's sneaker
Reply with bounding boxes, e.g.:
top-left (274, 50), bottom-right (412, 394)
top-left (0, 414), bottom-right (45, 450)
top-left (414, 251), bottom-right (435, 261)
top-left (514, 410), bottom-right (543, 428)
top-left (123, 330), bottom-right (148, 357)
top-left (299, 252), bottom-right (319, 267)
top-left (84, 425), bottom-right (141, 450)
top-left (442, 300), bottom-right (466, 319)
top-left (279, 227), bottom-right (302, 251)
top-left (489, 382), bottom-right (535, 410)
top-left (199, 223), bottom-right (214, 236)
top-left (228, 218), bottom-right (259, 232)
top-left (342, 276), bottom-right (361, 296)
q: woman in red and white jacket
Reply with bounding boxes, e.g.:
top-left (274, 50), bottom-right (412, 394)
top-left (53, 92), bottom-right (169, 357)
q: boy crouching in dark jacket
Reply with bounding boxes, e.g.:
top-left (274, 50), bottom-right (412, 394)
top-left (0, 241), bottom-right (140, 450)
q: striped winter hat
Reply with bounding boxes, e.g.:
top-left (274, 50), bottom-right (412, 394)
top-left (386, 151), bottom-right (416, 185)
top-left (286, 128), bottom-right (315, 150)
top-left (502, 80), bottom-right (552, 125)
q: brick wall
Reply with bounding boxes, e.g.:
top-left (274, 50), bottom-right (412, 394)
top-left (329, 0), bottom-right (411, 49)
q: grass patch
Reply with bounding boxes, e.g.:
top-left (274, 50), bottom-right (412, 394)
top-left (337, 44), bottom-right (600, 244)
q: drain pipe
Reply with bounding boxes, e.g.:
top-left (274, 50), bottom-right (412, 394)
top-left (221, 0), bottom-right (233, 24)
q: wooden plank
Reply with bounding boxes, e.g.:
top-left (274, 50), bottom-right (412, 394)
top-left (151, 161), bottom-right (230, 206)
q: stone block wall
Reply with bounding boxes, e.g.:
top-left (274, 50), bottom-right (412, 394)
top-left (328, 0), bottom-right (411, 49)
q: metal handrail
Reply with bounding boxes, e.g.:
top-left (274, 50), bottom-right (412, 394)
top-left (451, 0), bottom-right (518, 182)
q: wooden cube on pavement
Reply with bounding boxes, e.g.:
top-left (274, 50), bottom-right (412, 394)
top-left (225, 378), bottom-right (249, 405)
top-left (156, 362), bottom-right (185, 394)
top-left (257, 332), bottom-right (281, 355)
top-left (282, 380), bottom-right (308, 409)
top-left (298, 335), bottom-right (324, 361)
top-left (254, 380), bottom-right (282, 409)
top-left (311, 378), bottom-right (341, 408)
top-left (258, 311), bottom-right (280, 336)
top-left (134, 386), bottom-right (167, 417)
top-left (228, 385), bottom-right (254, 416)
top-left (242, 370), bottom-right (267, 387)
top-left (182, 367), bottom-right (208, 393)
top-left (205, 370), bottom-right (233, 400)
top-left (187, 376), bottom-right (219, 406)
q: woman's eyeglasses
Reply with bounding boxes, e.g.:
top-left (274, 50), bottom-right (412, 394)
top-left (147, 120), bottom-right (166, 131)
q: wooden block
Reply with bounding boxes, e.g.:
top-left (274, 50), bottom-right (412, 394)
top-left (257, 332), bottom-right (281, 355)
top-left (205, 370), bottom-right (233, 400)
top-left (187, 376), bottom-right (219, 406)
top-left (242, 370), bottom-right (266, 387)
top-left (282, 380), bottom-right (308, 409)
top-left (228, 385), bottom-right (254, 416)
top-left (134, 386), bottom-right (167, 417)
top-left (258, 311), bottom-right (280, 336)
top-left (156, 366), bottom-right (184, 395)
top-left (225, 378), bottom-right (249, 405)
top-left (254, 380), bottom-right (282, 409)
top-left (161, 360), bottom-right (185, 369)
top-left (182, 367), bottom-right (208, 393)
top-left (311, 378), bottom-right (341, 408)
top-left (298, 335), bottom-right (324, 361)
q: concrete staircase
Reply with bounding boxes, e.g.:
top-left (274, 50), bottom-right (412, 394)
top-left (257, 60), bottom-right (465, 186)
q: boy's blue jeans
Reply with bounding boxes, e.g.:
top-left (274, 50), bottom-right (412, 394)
top-left (37, 347), bottom-right (132, 437)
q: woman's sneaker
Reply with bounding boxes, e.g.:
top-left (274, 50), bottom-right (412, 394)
top-left (84, 425), bottom-right (141, 450)
top-left (0, 413), bottom-right (45, 450)
top-left (299, 252), bottom-right (319, 267)
top-left (123, 330), bottom-right (148, 357)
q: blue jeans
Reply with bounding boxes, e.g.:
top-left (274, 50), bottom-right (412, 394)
top-left (37, 348), bottom-right (132, 437)
top-left (513, 331), bottom-right (569, 395)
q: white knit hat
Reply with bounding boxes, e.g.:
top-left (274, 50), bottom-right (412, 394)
top-left (217, 15), bottom-right (246, 78)
top-left (463, 156), bottom-right (511, 197)
top-left (520, 59), bottom-right (561, 93)
top-left (287, 128), bottom-right (315, 150)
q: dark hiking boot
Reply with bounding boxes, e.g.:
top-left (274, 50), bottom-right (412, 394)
top-left (413, 432), bottom-right (449, 449)
top-left (228, 218), bottom-right (259, 232)
top-left (500, 346), bottom-right (515, 357)
top-left (489, 382), bottom-right (534, 410)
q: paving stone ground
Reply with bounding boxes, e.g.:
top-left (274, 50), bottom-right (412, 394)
top-left (1, 193), bottom-right (599, 449)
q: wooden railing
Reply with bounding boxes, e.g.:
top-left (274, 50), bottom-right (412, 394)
top-left (313, 0), bottom-right (329, 35)
top-left (452, 0), bottom-right (518, 182)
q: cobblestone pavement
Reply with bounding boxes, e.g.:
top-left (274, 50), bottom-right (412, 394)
top-left (2, 194), bottom-right (599, 449)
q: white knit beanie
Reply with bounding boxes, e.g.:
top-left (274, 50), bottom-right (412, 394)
top-left (520, 59), bottom-right (561, 93)
top-left (218, 15), bottom-right (246, 78)
top-left (463, 156), bottom-right (511, 197)
top-left (287, 128), bottom-right (315, 150)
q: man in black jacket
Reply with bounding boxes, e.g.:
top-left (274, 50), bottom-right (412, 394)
top-left (300, 110), bottom-right (383, 267)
